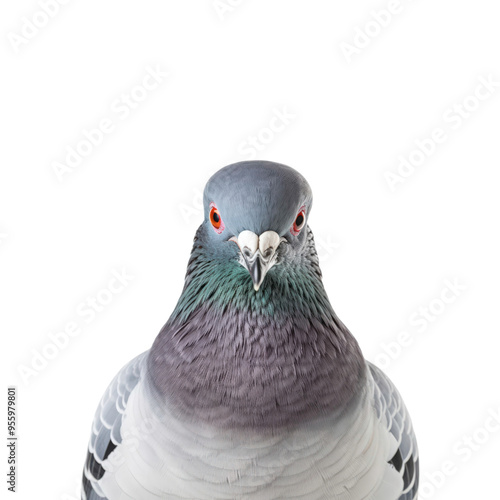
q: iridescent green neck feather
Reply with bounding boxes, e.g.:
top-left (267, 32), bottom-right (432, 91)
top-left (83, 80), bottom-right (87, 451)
top-left (148, 225), bottom-right (366, 430)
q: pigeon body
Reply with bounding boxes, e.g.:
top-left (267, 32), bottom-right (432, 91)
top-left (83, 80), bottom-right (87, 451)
top-left (82, 161), bottom-right (419, 499)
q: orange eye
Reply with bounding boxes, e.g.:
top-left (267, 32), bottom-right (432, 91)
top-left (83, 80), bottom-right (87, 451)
top-left (291, 208), bottom-right (306, 235)
top-left (209, 203), bottom-right (224, 234)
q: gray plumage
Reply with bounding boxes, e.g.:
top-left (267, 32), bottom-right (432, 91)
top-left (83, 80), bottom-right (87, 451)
top-left (82, 161), bottom-right (419, 499)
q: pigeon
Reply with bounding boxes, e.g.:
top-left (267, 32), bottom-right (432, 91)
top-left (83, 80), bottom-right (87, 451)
top-left (82, 160), bottom-right (419, 500)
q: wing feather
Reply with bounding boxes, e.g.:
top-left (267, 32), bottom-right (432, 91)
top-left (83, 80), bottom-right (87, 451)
top-left (81, 352), bottom-right (146, 500)
top-left (369, 363), bottom-right (419, 500)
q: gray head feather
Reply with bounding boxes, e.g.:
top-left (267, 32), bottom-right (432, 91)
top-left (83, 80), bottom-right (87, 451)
top-left (203, 160), bottom-right (312, 238)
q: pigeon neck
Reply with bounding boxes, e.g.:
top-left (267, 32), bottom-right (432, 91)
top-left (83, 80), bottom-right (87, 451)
top-left (147, 227), bottom-right (366, 429)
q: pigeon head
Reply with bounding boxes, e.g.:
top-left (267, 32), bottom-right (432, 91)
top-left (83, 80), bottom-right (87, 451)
top-left (202, 160), bottom-right (313, 291)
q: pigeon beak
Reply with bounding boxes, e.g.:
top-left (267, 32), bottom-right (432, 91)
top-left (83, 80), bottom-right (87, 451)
top-left (230, 230), bottom-right (284, 291)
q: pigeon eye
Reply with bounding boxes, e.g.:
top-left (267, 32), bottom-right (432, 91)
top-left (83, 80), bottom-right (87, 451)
top-left (291, 208), bottom-right (306, 236)
top-left (209, 203), bottom-right (225, 234)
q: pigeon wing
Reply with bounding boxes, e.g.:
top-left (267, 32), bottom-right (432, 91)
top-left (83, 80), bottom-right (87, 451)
top-left (369, 363), bottom-right (419, 500)
top-left (81, 352), bottom-right (147, 500)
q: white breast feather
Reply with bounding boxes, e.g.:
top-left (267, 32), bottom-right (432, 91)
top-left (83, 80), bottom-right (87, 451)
top-left (98, 368), bottom-right (403, 500)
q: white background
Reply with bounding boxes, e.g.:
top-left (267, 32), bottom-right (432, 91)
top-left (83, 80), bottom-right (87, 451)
top-left (1, 1), bottom-right (499, 499)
